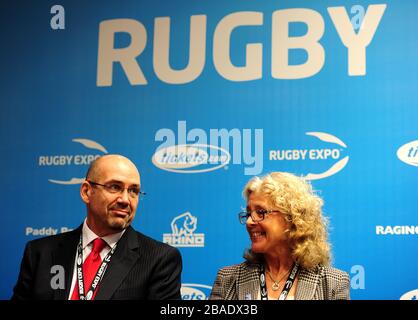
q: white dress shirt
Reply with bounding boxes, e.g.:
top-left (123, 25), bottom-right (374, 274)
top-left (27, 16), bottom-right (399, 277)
top-left (67, 219), bottom-right (125, 299)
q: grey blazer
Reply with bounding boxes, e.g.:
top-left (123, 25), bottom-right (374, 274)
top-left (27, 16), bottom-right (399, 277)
top-left (209, 261), bottom-right (350, 300)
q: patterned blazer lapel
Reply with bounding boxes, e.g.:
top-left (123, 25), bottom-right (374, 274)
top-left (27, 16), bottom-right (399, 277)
top-left (237, 263), bottom-right (260, 300)
top-left (295, 267), bottom-right (320, 300)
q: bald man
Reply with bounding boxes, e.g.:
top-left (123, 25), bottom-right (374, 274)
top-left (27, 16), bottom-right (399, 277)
top-left (12, 155), bottom-right (182, 300)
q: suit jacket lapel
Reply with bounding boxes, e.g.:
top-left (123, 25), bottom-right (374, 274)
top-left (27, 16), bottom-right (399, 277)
top-left (295, 267), bottom-right (319, 300)
top-left (95, 226), bottom-right (139, 300)
top-left (52, 226), bottom-right (81, 300)
top-left (234, 263), bottom-right (320, 300)
top-left (237, 263), bottom-right (260, 300)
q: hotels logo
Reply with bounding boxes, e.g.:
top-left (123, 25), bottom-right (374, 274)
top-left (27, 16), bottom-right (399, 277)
top-left (397, 140), bottom-right (418, 167)
top-left (181, 283), bottom-right (212, 300)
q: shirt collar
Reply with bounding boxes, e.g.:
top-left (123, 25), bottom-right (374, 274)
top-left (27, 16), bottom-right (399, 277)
top-left (82, 219), bottom-right (125, 249)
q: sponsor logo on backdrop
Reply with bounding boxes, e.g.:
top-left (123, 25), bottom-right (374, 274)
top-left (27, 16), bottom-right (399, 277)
top-left (163, 212), bottom-right (205, 247)
top-left (269, 132), bottom-right (349, 180)
top-left (400, 289), bottom-right (418, 300)
top-left (25, 226), bottom-right (73, 236)
top-left (397, 140), bottom-right (418, 167)
top-left (181, 283), bottom-right (212, 300)
top-left (153, 121), bottom-right (263, 175)
top-left (96, 5), bottom-right (386, 86)
top-left (376, 225), bottom-right (418, 235)
top-left (38, 138), bottom-right (108, 184)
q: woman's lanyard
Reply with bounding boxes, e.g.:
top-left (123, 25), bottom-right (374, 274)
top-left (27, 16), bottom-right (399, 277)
top-left (75, 236), bottom-right (117, 300)
top-left (259, 263), bottom-right (299, 300)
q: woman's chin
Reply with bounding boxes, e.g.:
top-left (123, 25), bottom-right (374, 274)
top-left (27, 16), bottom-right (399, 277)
top-left (251, 243), bottom-right (265, 253)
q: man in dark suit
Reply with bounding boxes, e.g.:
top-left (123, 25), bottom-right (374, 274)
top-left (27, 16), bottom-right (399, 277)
top-left (12, 154), bottom-right (182, 300)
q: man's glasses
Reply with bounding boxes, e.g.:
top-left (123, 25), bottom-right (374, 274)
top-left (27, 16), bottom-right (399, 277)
top-left (238, 209), bottom-right (282, 224)
top-left (87, 180), bottom-right (146, 199)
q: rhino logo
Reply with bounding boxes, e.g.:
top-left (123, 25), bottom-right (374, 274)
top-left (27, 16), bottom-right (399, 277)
top-left (171, 212), bottom-right (197, 236)
top-left (163, 212), bottom-right (205, 247)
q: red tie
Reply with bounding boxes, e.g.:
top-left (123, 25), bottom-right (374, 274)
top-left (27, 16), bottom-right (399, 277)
top-left (71, 238), bottom-right (107, 300)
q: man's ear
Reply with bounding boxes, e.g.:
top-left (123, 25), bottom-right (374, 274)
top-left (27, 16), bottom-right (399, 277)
top-left (80, 181), bottom-right (91, 204)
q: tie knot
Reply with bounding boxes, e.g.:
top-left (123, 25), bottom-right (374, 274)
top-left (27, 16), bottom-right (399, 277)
top-left (91, 238), bottom-right (107, 254)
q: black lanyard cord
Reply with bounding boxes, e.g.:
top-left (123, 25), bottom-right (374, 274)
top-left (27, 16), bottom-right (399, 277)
top-left (259, 262), bottom-right (299, 300)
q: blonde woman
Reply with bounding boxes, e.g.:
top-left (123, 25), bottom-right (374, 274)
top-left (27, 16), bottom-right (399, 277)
top-left (210, 172), bottom-right (350, 300)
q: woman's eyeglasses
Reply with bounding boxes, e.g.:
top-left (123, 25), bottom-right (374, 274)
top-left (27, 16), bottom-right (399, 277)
top-left (238, 209), bottom-right (281, 224)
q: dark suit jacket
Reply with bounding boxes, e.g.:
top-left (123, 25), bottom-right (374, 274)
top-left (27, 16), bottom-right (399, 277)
top-left (209, 261), bottom-right (350, 300)
top-left (11, 225), bottom-right (182, 300)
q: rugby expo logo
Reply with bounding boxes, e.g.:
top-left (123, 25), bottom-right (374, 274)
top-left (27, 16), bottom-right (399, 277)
top-left (152, 121), bottom-right (263, 175)
top-left (163, 212), bottom-right (205, 247)
top-left (397, 140), bottom-right (418, 167)
top-left (38, 138), bottom-right (108, 184)
top-left (181, 283), bottom-right (212, 300)
top-left (269, 132), bottom-right (349, 180)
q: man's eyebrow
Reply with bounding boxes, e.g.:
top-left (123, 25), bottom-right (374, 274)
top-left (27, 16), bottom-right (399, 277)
top-left (104, 179), bottom-right (122, 184)
top-left (105, 180), bottom-right (140, 187)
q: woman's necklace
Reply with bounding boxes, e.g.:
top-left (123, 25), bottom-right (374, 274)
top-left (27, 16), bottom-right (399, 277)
top-left (265, 269), bottom-right (291, 291)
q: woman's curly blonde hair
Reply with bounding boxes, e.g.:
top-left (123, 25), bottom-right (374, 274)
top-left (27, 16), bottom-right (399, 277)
top-left (243, 172), bottom-right (331, 269)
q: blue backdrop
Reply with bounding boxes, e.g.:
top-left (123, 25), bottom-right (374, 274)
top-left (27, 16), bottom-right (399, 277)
top-left (0, 0), bottom-right (417, 300)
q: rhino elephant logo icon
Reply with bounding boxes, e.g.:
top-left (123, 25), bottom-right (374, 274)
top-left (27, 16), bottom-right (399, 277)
top-left (171, 212), bottom-right (197, 236)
